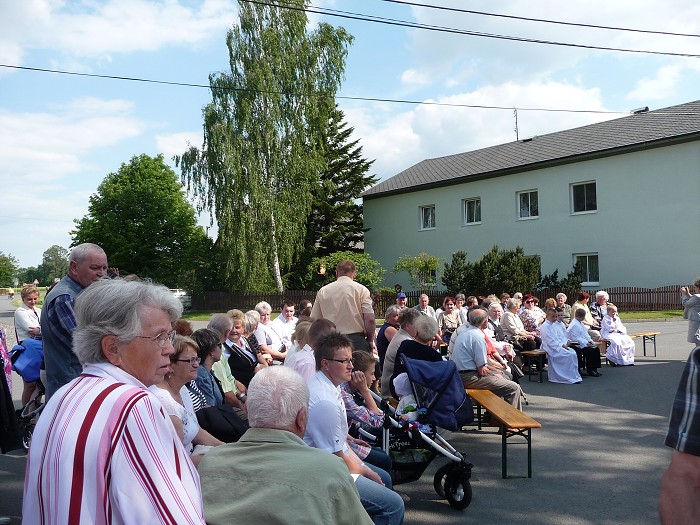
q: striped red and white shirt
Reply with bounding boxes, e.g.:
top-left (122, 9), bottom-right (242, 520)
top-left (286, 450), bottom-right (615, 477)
top-left (23, 363), bottom-right (205, 525)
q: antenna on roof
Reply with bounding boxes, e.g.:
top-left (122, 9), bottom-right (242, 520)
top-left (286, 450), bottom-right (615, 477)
top-left (631, 106), bottom-right (649, 114)
top-left (513, 108), bottom-right (519, 141)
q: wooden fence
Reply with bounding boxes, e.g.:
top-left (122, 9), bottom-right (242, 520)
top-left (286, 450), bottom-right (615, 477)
top-left (192, 284), bottom-right (689, 315)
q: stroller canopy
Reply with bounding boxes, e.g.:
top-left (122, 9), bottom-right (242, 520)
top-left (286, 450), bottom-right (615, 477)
top-left (401, 355), bottom-right (473, 431)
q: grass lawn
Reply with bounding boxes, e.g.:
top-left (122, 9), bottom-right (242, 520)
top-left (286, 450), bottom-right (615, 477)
top-left (619, 310), bottom-right (683, 321)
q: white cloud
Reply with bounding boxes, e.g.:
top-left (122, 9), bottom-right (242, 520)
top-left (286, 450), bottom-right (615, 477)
top-left (0, 0), bottom-right (238, 65)
top-left (400, 0), bottom-right (700, 91)
top-left (627, 62), bottom-right (694, 101)
top-left (400, 68), bottom-right (432, 86)
top-left (156, 131), bottom-right (204, 162)
top-left (343, 80), bottom-right (615, 182)
top-left (0, 97), bottom-right (147, 267)
top-left (0, 99), bottom-right (144, 182)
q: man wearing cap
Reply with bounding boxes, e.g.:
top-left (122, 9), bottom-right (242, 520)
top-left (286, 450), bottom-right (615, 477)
top-left (396, 292), bottom-right (407, 308)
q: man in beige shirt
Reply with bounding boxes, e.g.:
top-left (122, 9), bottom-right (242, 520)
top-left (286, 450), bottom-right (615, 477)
top-left (310, 260), bottom-right (376, 353)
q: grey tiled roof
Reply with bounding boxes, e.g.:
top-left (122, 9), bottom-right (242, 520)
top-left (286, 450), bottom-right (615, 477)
top-left (363, 99), bottom-right (700, 198)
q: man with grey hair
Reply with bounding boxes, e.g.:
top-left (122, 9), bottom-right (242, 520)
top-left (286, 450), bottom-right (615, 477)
top-left (41, 242), bottom-right (109, 399)
top-left (24, 278), bottom-right (206, 524)
top-left (451, 307), bottom-right (523, 410)
top-left (199, 366), bottom-right (372, 525)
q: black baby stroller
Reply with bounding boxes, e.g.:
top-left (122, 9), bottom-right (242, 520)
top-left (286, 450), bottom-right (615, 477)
top-left (365, 356), bottom-right (475, 510)
top-left (10, 339), bottom-right (45, 450)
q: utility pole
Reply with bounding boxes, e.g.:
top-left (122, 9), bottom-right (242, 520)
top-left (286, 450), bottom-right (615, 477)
top-left (513, 108), bottom-right (519, 141)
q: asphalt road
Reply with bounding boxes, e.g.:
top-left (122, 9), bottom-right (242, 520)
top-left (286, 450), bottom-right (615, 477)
top-left (0, 299), bottom-right (691, 524)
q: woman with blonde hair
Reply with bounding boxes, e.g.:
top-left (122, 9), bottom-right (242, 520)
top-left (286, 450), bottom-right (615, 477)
top-left (14, 285), bottom-right (43, 405)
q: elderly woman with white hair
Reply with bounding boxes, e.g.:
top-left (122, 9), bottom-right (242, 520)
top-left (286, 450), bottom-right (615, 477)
top-left (23, 278), bottom-right (205, 524)
top-left (390, 315), bottom-right (443, 399)
top-left (555, 293), bottom-right (572, 325)
top-left (253, 301), bottom-right (287, 362)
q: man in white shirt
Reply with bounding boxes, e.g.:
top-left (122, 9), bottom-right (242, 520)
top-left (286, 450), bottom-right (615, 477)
top-left (305, 332), bottom-right (404, 525)
top-left (271, 300), bottom-right (298, 352)
top-left (566, 308), bottom-right (602, 377)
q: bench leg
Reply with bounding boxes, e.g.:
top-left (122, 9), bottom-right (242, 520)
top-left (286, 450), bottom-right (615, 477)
top-left (501, 423), bottom-right (508, 479)
top-left (527, 428), bottom-right (532, 478)
top-left (643, 335), bottom-right (657, 357)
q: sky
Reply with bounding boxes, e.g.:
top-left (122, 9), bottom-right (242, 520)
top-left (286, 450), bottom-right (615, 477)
top-left (2, 0), bottom-right (700, 269)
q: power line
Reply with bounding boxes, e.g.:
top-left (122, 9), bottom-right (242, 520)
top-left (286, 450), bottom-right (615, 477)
top-left (376, 0), bottom-right (700, 39)
top-left (0, 64), bottom-right (622, 115)
top-left (239, 0), bottom-right (700, 58)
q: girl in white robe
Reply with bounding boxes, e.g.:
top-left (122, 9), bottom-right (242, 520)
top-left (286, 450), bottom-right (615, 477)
top-left (601, 304), bottom-right (635, 366)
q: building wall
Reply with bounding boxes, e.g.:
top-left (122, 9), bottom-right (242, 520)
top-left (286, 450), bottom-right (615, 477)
top-left (364, 140), bottom-right (700, 290)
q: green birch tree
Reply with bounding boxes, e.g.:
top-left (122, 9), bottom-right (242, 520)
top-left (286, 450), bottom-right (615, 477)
top-left (176, 0), bottom-right (353, 291)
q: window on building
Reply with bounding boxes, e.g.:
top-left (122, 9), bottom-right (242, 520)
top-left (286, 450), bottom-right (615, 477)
top-left (463, 197), bottom-right (481, 225)
top-left (572, 181), bottom-right (597, 213)
top-left (420, 205), bottom-right (436, 230)
top-left (517, 190), bottom-right (538, 219)
top-left (575, 253), bottom-right (599, 285)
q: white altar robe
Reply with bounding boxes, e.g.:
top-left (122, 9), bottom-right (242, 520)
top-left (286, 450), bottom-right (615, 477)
top-left (601, 314), bottom-right (635, 365)
top-left (540, 320), bottom-right (582, 384)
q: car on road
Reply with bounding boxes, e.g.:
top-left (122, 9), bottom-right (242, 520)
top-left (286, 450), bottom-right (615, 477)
top-left (169, 288), bottom-right (192, 310)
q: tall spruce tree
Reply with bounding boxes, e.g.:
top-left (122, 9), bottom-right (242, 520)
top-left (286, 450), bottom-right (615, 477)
top-left (287, 106), bottom-right (378, 289)
top-left (177, 1), bottom-right (353, 291)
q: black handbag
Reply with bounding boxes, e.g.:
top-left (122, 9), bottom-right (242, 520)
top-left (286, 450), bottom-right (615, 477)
top-left (195, 404), bottom-right (248, 443)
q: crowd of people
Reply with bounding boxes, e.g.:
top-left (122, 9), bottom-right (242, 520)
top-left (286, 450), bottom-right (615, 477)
top-left (4, 246), bottom-right (700, 523)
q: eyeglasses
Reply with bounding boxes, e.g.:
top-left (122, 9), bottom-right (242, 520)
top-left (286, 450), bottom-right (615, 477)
top-left (175, 357), bottom-right (201, 365)
top-left (326, 357), bottom-right (354, 366)
top-left (525, 300), bottom-right (534, 304)
top-left (135, 330), bottom-right (176, 348)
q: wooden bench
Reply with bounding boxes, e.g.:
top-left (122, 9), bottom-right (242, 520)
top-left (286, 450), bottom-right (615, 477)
top-left (629, 331), bottom-right (660, 356)
top-left (466, 389), bottom-right (542, 478)
top-left (600, 331), bottom-right (660, 358)
top-left (519, 350), bottom-right (547, 383)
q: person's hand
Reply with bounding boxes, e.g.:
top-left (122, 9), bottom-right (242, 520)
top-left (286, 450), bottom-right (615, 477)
top-left (681, 286), bottom-right (689, 295)
top-left (367, 340), bottom-right (377, 356)
top-left (354, 438), bottom-right (371, 448)
top-left (363, 466), bottom-right (385, 486)
top-left (350, 371), bottom-right (367, 391)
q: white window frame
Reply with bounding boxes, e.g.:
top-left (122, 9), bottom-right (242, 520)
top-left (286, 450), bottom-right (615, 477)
top-left (517, 190), bottom-right (539, 220)
top-left (571, 181), bottom-right (597, 215)
top-left (419, 205), bottom-right (436, 230)
top-left (574, 253), bottom-right (600, 286)
top-left (462, 197), bottom-right (482, 225)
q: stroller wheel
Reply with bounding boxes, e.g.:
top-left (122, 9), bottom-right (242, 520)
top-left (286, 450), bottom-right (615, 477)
top-left (444, 471), bottom-right (472, 510)
top-left (433, 463), bottom-right (453, 499)
top-left (22, 426), bottom-right (33, 451)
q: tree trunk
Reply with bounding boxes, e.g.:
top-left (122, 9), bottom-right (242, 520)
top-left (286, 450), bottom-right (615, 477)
top-left (270, 211), bottom-right (284, 292)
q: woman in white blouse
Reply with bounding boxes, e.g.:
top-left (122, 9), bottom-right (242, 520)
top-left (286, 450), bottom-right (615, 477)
top-left (14, 285), bottom-right (42, 405)
top-left (150, 335), bottom-right (222, 465)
